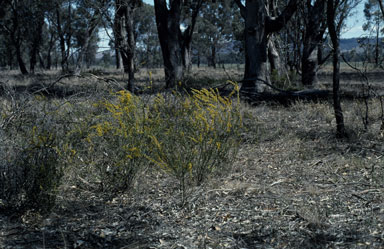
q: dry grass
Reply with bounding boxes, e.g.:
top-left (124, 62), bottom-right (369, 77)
top-left (0, 69), bottom-right (383, 248)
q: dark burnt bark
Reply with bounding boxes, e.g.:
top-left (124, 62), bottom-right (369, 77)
top-left (154, 0), bottom-right (202, 88)
top-left (235, 0), bottom-right (298, 93)
top-left (327, 0), bottom-right (346, 138)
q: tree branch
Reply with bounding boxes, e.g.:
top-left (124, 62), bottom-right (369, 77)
top-left (378, 0), bottom-right (384, 18)
top-left (234, 0), bottom-right (246, 19)
top-left (266, 0), bottom-right (298, 33)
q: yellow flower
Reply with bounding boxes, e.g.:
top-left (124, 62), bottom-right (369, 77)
top-left (216, 142), bottom-right (221, 150)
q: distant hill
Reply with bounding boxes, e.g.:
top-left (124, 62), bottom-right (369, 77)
top-left (340, 38), bottom-right (360, 51)
top-left (340, 37), bottom-right (382, 51)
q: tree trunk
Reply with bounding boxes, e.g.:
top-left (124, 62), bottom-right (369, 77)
top-left (242, 1), bottom-right (269, 93)
top-left (378, 0), bottom-right (384, 18)
top-left (15, 43), bottom-right (28, 75)
top-left (154, 0), bottom-right (202, 88)
top-left (154, 0), bottom-right (183, 88)
top-left (115, 0), bottom-right (138, 91)
top-left (10, 27), bottom-right (28, 75)
top-left (235, 0), bottom-right (298, 93)
top-left (56, 5), bottom-right (69, 72)
top-left (300, 0), bottom-right (326, 86)
top-left (29, 14), bottom-right (44, 74)
top-left (75, 9), bottom-right (101, 73)
top-left (8, 5), bottom-right (28, 75)
top-left (209, 45), bottom-right (217, 69)
top-left (182, 43), bottom-right (192, 72)
top-left (46, 47), bottom-right (52, 70)
top-left (115, 48), bottom-right (121, 69)
top-left (38, 52), bottom-right (46, 69)
top-left (302, 47), bottom-right (318, 86)
top-left (327, 0), bottom-right (346, 137)
top-left (375, 20), bottom-right (380, 67)
top-left (268, 37), bottom-right (287, 83)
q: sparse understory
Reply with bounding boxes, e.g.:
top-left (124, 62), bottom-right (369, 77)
top-left (0, 69), bottom-right (383, 249)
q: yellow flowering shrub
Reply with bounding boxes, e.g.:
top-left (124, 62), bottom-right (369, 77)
top-left (74, 90), bottom-right (155, 193)
top-left (70, 82), bottom-right (242, 200)
top-left (148, 82), bottom-right (242, 202)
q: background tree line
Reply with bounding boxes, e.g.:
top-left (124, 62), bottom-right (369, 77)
top-left (1, 0), bottom-right (384, 135)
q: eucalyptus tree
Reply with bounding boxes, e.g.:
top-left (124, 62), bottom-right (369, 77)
top-left (74, 0), bottom-right (110, 72)
top-left (363, 0), bottom-right (384, 66)
top-left (154, 0), bottom-right (203, 88)
top-left (134, 3), bottom-right (161, 68)
top-left (0, 0), bottom-right (31, 74)
top-left (54, 0), bottom-right (73, 72)
top-left (300, 0), bottom-right (327, 86)
top-left (234, 0), bottom-right (298, 93)
top-left (326, 0), bottom-right (362, 137)
top-left (378, 0), bottom-right (384, 17)
top-left (193, 1), bottom-right (235, 68)
top-left (114, 0), bottom-right (142, 91)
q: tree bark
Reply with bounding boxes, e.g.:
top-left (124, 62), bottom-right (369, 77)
top-left (235, 0), bottom-right (298, 93)
top-left (115, 0), bottom-right (139, 91)
top-left (9, 11), bottom-right (28, 75)
top-left (29, 13), bottom-right (45, 74)
top-left (154, 0), bottom-right (184, 88)
top-left (154, 0), bottom-right (202, 88)
top-left (378, 0), bottom-right (384, 18)
top-left (301, 1), bottom-right (327, 86)
top-left (208, 45), bottom-right (217, 68)
top-left (56, 4), bottom-right (70, 72)
top-left (327, 0), bottom-right (346, 137)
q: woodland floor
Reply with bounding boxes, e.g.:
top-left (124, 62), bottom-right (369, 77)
top-left (0, 68), bottom-right (384, 248)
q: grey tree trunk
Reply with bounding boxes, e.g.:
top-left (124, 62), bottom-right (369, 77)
top-left (115, 0), bottom-right (139, 92)
top-left (301, 0), bottom-right (326, 86)
top-left (235, 0), bottom-right (298, 93)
